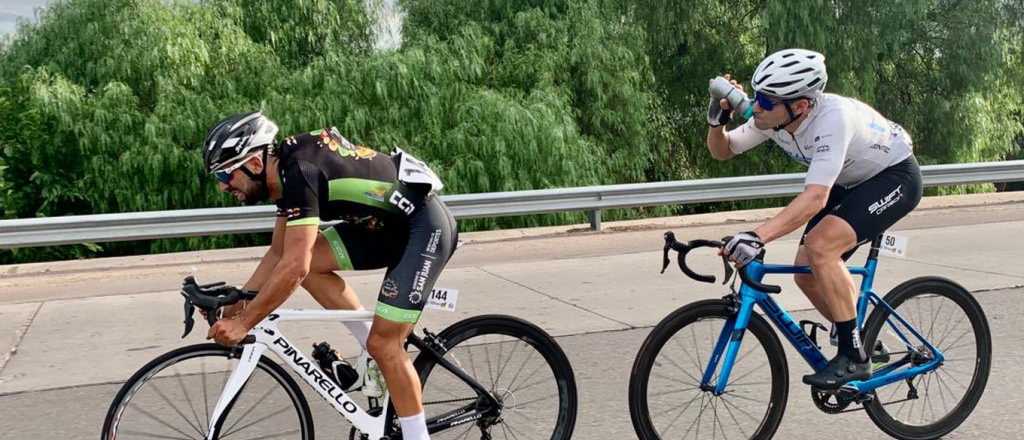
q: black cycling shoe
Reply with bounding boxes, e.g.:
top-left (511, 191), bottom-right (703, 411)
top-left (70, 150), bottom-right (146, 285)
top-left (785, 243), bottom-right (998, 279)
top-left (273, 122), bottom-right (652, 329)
top-left (803, 354), bottom-right (870, 389)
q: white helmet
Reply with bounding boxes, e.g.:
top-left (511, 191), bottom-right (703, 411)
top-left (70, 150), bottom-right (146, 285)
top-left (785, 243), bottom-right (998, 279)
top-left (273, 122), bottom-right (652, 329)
top-left (203, 112), bottom-right (279, 172)
top-left (751, 49), bottom-right (827, 99)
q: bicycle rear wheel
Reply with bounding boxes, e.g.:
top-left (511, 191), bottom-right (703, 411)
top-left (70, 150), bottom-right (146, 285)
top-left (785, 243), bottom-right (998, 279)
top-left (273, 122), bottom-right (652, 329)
top-left (862, 277), bottom-right (992, 440)
top-left (102, 343), bottom-right (314, 440)
top-left (629, 299), bottom-right (789, 440)
top-left (412, 314), bottom-right (578, 440)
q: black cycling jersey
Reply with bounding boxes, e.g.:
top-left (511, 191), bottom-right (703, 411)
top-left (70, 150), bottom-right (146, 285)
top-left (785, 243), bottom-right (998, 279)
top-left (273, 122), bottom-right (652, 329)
top-left (272, 127), bottom-right (457, 323)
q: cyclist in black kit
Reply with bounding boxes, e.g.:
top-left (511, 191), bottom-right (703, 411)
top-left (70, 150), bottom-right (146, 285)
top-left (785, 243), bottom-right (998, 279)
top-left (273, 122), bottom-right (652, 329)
top-left (202, 112), bottom-right (455, 440)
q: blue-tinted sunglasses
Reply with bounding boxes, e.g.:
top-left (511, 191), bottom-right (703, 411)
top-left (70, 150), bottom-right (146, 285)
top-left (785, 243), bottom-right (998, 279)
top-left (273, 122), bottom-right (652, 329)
top-left (754, 91), bottom-right (784, 111)
top-left (212, 156), bottom-right (255, 184)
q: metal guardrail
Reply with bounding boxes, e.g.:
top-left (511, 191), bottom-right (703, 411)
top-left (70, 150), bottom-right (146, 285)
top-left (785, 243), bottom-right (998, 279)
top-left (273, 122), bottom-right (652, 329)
top-left (3, 160), bottom-right (1024, 249)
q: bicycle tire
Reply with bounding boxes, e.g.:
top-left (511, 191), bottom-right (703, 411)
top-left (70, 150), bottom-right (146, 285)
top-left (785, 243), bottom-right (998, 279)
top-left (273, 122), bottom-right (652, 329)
top-left (101, 343), bottom-right (315, 440)
top-left (862, 277), bottom-right (992, 440)
top-left (629, 299), bottom-right (789, 440)
top-left (410, 314), bottom-right (578, 440)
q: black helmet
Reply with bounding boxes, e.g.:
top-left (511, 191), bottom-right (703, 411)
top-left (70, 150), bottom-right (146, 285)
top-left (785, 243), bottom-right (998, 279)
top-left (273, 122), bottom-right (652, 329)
top-left (202, 112), bottom-right (279, 173)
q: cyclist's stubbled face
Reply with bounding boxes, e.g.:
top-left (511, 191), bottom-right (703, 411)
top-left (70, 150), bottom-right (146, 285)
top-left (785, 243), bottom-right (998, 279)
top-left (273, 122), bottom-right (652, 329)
top-left (753, 97), bottom-right (811, 130)
top-left (216, 159), bottom-right (267, 205)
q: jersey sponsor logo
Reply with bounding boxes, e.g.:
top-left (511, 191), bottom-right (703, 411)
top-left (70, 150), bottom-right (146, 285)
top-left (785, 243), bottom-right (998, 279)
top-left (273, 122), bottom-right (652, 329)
top-left (282, 207), bottom-right (305, 220)
top-left (410, 259), bottom-right (433, 302)
top-left (364, 184), bottom-right (390, 203)
top-left (381, 278), bottom-right (399, 299)
top-left (273, 337), bottom-right (358, 413)
top-left (815, 145), bottom-right (831, 153)
top-left (425, 228), bottom-right (442, 254)
top-left (389, 190), bottom-right (416, 215)
top-left (868, 185), bottom-right (903, 215)
top-left (869, 143), bottom-right (890, 154)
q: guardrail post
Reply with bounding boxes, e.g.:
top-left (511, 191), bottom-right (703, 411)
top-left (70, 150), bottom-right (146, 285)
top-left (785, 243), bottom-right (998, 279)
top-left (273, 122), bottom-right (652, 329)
top-left (587, 210), bottom-right (602, 231)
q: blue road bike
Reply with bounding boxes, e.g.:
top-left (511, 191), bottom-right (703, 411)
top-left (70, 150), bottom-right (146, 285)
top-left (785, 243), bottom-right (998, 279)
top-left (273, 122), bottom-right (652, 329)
top-left (629, 232), bottom-right (991, 440)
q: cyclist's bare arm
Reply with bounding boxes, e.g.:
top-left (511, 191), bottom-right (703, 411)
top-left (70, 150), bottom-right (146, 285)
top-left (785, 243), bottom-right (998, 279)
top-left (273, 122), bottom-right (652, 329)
top-left (753, 184), bottom-right (830, 243)
top-left (239, 224), bottom-right (318, 328)
top-left (241, 216), bottom-right (288, 292)
top-left (706, 126), bottom-right (736, 160)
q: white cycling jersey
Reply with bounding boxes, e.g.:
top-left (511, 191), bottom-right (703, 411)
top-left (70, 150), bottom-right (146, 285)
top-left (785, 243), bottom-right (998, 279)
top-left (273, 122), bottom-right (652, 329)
top-left (726, 93), bottom-right (913, 188)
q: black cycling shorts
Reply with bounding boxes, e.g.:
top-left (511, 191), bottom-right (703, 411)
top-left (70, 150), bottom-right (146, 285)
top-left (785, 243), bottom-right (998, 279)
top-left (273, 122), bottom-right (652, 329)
top-left (320, 195), bottom-right (458, 323)
top-left (801, 155), bottom-right (922, 260)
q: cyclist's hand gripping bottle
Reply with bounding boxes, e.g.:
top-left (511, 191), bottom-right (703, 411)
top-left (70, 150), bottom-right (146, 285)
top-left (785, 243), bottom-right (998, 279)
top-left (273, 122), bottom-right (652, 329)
top-left (709, 76), bottom-right (755, 120)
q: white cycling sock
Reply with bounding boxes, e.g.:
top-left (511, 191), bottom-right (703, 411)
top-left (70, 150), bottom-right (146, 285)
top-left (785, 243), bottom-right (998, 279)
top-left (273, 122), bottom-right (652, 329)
top-left (343, 312), bottom-right (372, 350)
top-left (399, 411), bottom-right (430, 440)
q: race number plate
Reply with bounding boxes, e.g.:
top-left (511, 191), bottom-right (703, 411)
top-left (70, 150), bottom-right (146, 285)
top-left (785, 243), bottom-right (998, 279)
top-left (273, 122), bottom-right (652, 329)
top-left (426, 288), bottom-right (459, 312)
top-left (879, 232), bottom-right (909, 258)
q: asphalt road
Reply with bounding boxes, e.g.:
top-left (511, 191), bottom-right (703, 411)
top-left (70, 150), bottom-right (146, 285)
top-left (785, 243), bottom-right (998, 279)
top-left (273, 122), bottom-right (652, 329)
top-left (1, 286), bottom-right (1019, 440)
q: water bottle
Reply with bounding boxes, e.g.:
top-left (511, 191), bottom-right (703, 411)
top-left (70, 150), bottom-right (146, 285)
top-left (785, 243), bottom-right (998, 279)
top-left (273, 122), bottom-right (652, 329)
top-left (312, 342), bottom-right (360, 390)
top-left (709, 76), bottom-right (755, 120)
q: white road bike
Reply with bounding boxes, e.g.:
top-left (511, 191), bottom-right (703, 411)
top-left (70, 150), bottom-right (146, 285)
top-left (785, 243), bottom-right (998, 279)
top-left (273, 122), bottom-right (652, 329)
top-left (102, 276), bottom-right (578, 440)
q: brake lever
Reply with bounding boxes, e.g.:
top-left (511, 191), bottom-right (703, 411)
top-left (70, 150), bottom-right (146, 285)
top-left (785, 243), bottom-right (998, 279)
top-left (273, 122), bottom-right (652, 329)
top-left (661, 232), bottom-right (676, 274)
top-left (720, 254), bottom-right (734, 285)
top-left (182, 297), bottom-right (196, 338)
top-left (661, 243), bottom-right (672, 274)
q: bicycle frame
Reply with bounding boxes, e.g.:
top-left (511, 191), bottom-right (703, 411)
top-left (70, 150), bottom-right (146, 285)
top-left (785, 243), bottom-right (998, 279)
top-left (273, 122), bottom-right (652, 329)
top-left (205, 309), bottom-right (498, 440)
top-left (702, 243), bottom-right (946, 396)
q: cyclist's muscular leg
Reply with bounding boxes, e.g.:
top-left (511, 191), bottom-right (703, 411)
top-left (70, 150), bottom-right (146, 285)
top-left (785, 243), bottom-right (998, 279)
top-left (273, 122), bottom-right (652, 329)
top-left (803, 215), bottom-right (858, 322)
top-left (366, 318), bottom-right (423, 415)
top-left (302, 232), bottom-right (365, 310)
top-left (793, 246), bottom-right (835, 323)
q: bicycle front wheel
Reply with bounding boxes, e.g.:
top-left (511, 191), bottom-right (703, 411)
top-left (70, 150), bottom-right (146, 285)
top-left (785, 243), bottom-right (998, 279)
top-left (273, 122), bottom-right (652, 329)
top-left (412, 314), bottom-right (578, 440)
top-left (629, 299), bottom-right (789, 440)
top-left (102, 343), bottom-right (314, 440)
top-left (862, 277), bottom-right (992, 440)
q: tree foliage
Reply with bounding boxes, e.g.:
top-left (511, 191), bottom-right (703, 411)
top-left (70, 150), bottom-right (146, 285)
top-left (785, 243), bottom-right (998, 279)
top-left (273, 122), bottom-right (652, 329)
top-left (0, 0), bottom-right (1021, 263)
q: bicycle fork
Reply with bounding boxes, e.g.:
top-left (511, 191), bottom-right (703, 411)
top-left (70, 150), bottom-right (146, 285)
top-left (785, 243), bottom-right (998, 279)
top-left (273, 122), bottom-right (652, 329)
top-left (698, 295), bottom-right (753, 396)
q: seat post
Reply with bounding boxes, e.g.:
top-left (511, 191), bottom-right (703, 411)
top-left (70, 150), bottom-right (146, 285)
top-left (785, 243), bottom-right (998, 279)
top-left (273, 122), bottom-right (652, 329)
top-left (866, 235), bottom-right (883, 262)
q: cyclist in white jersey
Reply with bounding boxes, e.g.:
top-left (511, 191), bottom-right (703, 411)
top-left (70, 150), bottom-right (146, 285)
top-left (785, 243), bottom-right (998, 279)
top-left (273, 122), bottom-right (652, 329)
top-left (706, 49), bottom-right (923, 388)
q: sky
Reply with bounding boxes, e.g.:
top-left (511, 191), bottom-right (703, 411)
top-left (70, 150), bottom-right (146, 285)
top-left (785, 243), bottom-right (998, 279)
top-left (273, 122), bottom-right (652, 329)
top-left (0, 0), bottom-right (48, 37)
top-left (0, 0), bottom-right (403, 49)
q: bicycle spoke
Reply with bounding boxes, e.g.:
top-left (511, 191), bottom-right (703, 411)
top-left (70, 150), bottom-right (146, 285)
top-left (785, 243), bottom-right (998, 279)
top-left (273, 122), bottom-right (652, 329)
top-left (936, 368), bottom-right (968, 400)
top-left (508, 373), bottom-right (553, 395)
top-left (118, 429), bottom-right (195, 440)
top-left (221, 382), bottom-right (282, 435)
top-left (510, 392), bottom-right (559, 409)
top-left (934, 366), bottom-right (968, 390)
top-left (465, 344), bottom-right (482, 386)
top-left (128, 402), bottom-right (198, 439)
top-left (653, 390), bottom-right (703, 418)
top-left (502, 421), bottom-right (529, 440)
top-left (220, 405), bottom-right (295, 439)
top-left (682, 393), bottom-right (712, 440)
top-left (501, 349), bottom-right (538, 393)
top-left (650, 370), bottom-right (699, 388)
top-left (724, 358), bottom-right (768, 387)
top-left (647, 386), bottom-right (701, 398)
top-left (718, 391), bottom-right (764, 404)
top-left (717, 396), bottom-right (753, 438)
top-left (655, 350), bottom-right (704, 385)
top-left (939, 328), bottom-right (973, 354)
top-left (233, 428), bottom-right (301, 440)
top-left (492, 340), bottom-right (523, 389)
top-left (153, 372), bottom-right (205, 437)
top-left (729, 380), bottom-right (771, 387)
top-left (201, 359), bottom-right (211, 430)
top-left (483, 339), bottom-right (497, 392)
top-left (674, 333), bottom-right (707, 375)
top-left (171, 368), bottom-right (206, 436)
top-left (933, 312), bottom-right (968, 349)
top-left (505, 356), bottom-right (547, 394)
